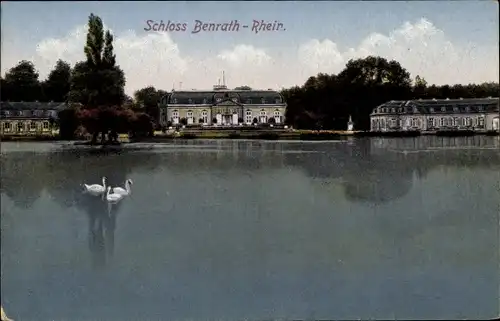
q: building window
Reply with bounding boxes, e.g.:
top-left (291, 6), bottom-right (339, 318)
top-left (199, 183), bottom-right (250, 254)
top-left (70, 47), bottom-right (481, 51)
top-left (173, 99), bottom-right (178, 104)
top-left (441, 107), bottom-right (446, 112)
top-left (261, 98), bottom-right (266, 104)
top-left (245, 110), bottom-right (252, 124)
top-left (465, 106), bottom-right (470, 112)
top-left (4, 122), bottom-right (11, 131)
top-left (216, 97), bottom-right (222, 103)
top-left (429, 107), bottom-right (434, 113)
top-left (453, 117), bottom-right (459, 126)
top-left (439, 117), bottom-right (445, 127)
top-left (246, 99), bottom-right (252, 104)
top-left (187, 111), bottom-right (194, 124)
top-left (453, 107), bottom-right (458, 112)
top-left (17, 111), bottom-right (24, 116)
top-left (30, 122), bottom-right (37, 130)
top-left (203, 98), bottom-right (207, 104)
top-left (188, 99), bottom-right (193, 104)
top-left (428, 118), bottom-right (434, 127)
top-left (465, 117), bottom-right (472, 126)
top-left (43, 122), bottom-right (49, 129)
top-left (478, 106), bottom-right (484, 112)
top-left (202, 110), bottom-right (208, 124)
top-left (391, 108), bottom-right (395, 113)
top-left (172, 110), bottom-right (179, 124)
top-left (17, 122), bottom-right (24, 132)
top-left (478, 117), bottom-right (485, 127)
top-left (273, 110), bottom-right (281, 124)
top-left (259, 110), bottom-right (267, 123)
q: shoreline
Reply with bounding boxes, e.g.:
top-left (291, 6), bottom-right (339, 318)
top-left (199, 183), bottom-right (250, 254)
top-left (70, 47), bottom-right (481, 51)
top-left (1, 129), bottom-right (498, 143)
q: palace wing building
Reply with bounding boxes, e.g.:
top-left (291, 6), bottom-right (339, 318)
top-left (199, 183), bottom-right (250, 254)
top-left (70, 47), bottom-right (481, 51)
top-left (370, 98), bottom-right (499, 132)
top-left (0, 101), bottom-right (68, 136)
top-left (159, 84), bottom-right (287, 126)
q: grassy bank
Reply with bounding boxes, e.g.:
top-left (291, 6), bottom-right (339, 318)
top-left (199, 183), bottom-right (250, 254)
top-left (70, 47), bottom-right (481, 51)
top-left (2, 129), bottom-right (498, 143)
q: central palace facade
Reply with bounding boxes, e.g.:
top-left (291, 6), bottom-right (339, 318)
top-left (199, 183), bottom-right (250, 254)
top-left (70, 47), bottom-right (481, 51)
top-left (158, 85), bottom-right (287, 127)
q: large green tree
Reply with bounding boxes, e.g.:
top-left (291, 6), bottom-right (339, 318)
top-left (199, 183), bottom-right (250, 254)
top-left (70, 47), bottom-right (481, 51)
top-left (42, 59), bottom-right (71, 102)
top-left (133, 86), bottom-right (168, 123)
top-left (67, 13), bottom-right (128, 143)
top-left (68, 13), bottom-right (126, 107)
top-left (2, 60), bottom-right (43, 102)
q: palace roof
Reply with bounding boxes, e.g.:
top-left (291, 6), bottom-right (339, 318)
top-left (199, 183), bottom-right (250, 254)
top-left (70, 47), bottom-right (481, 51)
top-left (0, 101), bottom-right (68, 111)
top-left (371, 97), bottom-right (499, 115)
top-left (162, 89), bottom-right (285, 105)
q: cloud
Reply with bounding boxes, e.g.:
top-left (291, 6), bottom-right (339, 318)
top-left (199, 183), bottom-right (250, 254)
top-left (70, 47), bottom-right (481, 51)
top-left (1, 18), bottom-right (497, 96)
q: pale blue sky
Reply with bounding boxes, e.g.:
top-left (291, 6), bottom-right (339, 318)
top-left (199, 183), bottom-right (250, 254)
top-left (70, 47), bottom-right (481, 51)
top-left (1, 1), bottom-right (498, 93)
top-left (3, 1), bottom-right (498, 51)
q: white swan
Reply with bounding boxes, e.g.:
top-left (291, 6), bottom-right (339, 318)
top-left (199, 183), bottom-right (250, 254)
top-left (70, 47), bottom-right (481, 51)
top-left (112, 179), bottom-right (133, 196)
top-left (106, 186), bottom-right (124, 203)
top-left (83, 177), bottom-right (107, 196)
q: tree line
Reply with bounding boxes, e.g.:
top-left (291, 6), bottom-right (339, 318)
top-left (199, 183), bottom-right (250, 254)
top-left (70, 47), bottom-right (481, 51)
top-left (1, 14), bottom-right (499, 137)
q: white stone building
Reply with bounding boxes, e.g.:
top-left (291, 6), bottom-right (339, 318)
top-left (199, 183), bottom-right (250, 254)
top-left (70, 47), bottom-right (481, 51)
top-left (158, 84), bottom-right (286, 127)
top-left (370, 97), bottom-right (499, 132)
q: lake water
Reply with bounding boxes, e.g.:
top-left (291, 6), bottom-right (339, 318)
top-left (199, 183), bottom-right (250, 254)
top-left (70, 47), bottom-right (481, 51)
top-left (1, 137), bottom-right (499, 320)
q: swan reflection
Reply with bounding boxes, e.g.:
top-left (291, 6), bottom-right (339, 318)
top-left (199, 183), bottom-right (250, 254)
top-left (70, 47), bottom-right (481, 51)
top-left (83, 179), bottom-right (130, 269)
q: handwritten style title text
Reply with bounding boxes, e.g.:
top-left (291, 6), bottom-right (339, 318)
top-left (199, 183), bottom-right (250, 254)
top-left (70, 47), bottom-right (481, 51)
top-left (144, 20), bottom-right (286, 34)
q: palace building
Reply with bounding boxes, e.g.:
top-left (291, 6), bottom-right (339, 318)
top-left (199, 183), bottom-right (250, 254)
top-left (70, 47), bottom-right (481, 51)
top-left (370, 97), bottom-right (499, 132)
top-left (158, 82), bottom-right (287, 127)
top-left (0, 101), bottom-right (67, 136)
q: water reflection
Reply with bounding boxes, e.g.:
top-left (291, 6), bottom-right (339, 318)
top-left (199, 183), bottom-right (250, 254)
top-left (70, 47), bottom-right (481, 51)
top-left (1, 138), bottom-right (499, 210)
top-left (1, 138), bottom-right (499, 320)
top-left (83, 190), bottom-right (123, 269)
